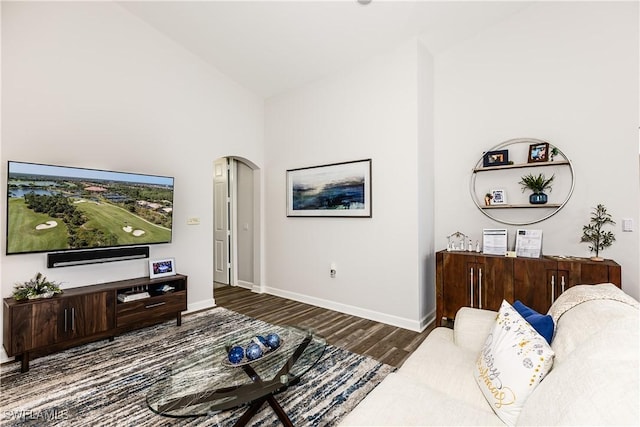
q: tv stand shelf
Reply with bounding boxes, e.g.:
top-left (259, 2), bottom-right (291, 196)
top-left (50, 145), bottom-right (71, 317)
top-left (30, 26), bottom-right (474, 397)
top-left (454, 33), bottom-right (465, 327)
top-left (3, 274), bottom-right (187, 373)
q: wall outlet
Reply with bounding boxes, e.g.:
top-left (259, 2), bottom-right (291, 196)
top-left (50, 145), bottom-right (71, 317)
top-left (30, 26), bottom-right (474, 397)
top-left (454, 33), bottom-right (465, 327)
top-left (330, 262), bottom-right (336, 278)
top-left (622, 218), bottom-right (634, 232)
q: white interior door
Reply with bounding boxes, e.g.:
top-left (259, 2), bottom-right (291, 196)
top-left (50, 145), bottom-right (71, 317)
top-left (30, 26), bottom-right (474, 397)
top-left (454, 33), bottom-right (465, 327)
top-left (214, 158), bottom-right (230, 284)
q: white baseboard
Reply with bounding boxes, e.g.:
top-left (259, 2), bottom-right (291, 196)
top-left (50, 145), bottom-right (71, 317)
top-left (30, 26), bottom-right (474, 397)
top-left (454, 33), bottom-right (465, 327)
top-left (264, 286), bottom-right (430, 332)
top-left (236, 280), bottom-right (254, 290)
top-left (187, 298), bottom-right (215, 314)
top-left (420, 309), bottom-right (436, 330)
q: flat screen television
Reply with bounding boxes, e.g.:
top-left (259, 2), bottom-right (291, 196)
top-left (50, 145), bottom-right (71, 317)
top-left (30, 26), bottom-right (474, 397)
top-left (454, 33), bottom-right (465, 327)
top-left (6, 161), bottom-right (174, 255)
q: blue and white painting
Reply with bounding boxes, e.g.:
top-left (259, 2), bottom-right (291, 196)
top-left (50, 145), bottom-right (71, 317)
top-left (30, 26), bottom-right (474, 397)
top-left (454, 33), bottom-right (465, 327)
top-left (287, 159), bottom-right (371, 217)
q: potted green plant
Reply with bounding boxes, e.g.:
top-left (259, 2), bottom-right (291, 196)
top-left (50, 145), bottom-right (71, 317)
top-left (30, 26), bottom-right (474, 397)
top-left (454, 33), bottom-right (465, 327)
top-left (580, 204), bottom-right (616, 261)
top-left (12, 272), bottom-right (63, 300)
top-left (518, 173), bottom-right (554, 204)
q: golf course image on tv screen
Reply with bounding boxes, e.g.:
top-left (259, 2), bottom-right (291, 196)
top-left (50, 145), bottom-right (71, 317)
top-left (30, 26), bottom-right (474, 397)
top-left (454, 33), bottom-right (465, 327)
top-left (7, 161), bottom-right (174, 255)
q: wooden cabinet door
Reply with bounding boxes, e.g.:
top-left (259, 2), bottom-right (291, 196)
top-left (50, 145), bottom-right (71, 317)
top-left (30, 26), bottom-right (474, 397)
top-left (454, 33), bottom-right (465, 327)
top-left (438, 252), bottom-right (474, 321)
top-left (514, 258), bottom-right (559, 314)
top-left (437, 252), bottom-right (513, 323)
top-left (558, 259), bottom-right (621, 289)
top-left (478, 256), bottom-right (513, 312)
top-left (9, 299), bottom-right (64, 355)
top-left (65, 292), bottom-right (114, 340)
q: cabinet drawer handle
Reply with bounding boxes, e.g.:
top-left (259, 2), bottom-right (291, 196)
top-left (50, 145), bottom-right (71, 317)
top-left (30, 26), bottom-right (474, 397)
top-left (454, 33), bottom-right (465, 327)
top-left (561, 276), bottom-right (566, 294)
top-left (478, 268), bottom-right (483, 309)
top-left (470, 268), bottom-right (474, 308)
top-left (64, 308), bottom-right (68, 332)
top-left (145, 302), bottom-right (166, 309)
top-left (551, 275), bottom-right (555, 305)
top-left (71, 307), bottom-right (75, 332)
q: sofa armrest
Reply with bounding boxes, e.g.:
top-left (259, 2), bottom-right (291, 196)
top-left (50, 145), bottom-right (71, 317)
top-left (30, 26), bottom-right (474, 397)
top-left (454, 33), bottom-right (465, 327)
top-left (453, 307), bottom-right (497, 353)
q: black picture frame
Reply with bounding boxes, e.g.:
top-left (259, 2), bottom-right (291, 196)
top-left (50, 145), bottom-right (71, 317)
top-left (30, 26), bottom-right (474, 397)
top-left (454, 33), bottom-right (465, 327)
top-left (286, 159), bottom-right (372, 217)
top-left (483, 150), bottom-right (509, 167)
top-left (528, 142), bottom-right (549, 163)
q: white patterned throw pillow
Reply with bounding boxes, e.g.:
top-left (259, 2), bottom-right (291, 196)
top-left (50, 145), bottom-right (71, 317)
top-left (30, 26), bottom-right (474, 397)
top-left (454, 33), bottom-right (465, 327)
top-left (474, 300), bottom-right (555, 426)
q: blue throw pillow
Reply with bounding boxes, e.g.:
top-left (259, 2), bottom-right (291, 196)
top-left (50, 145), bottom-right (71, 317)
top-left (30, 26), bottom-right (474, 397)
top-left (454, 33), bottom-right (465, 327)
top-left (512, 300), bottom-right (555, 344)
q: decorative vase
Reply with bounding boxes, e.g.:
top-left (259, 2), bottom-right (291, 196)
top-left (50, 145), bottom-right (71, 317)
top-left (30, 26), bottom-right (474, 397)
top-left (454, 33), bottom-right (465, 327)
top-left (529, 192), bottom-right (548, 204)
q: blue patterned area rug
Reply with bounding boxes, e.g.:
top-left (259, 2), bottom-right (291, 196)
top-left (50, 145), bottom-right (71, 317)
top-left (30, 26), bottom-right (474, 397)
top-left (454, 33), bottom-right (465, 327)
top-left (0, 307), bottom-right (394, 426)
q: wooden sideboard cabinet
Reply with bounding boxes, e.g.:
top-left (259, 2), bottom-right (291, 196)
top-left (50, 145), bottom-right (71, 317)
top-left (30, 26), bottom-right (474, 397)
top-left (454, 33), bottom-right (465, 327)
top-left (3, 274), bottom-right (187, 372)
top-left (513, 256), bottom-right (621, 315)
top-left (436, 250), bottom-right (620, 325)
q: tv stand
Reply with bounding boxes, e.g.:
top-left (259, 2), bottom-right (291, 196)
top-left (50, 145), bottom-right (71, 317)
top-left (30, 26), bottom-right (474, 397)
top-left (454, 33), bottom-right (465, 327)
top-left (3, 274), bottom-right (187, 372)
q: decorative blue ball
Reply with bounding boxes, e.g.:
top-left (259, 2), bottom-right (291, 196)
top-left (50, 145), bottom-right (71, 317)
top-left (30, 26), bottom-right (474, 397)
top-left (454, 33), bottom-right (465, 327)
top-left (265, 333), bottom-right (281, 350)
top-left (252, 335), bottom-right (269, 352)
top-left (245, 343), bottom-right (263, 360)
top-left (227, 346), bottom-right (245, 364)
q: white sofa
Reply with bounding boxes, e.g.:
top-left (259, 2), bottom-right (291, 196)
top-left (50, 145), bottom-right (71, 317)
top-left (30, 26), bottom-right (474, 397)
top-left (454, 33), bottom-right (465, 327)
top-left (340, 284), bottom-right (639, 426)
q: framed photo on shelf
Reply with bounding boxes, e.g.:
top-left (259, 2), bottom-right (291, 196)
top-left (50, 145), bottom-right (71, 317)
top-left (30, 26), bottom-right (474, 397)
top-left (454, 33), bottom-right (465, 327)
top-left (483, 150), bottom-right (509, 167)
top-left (286, 159), bottom-right (372, 217)
top-left (490, 189), bottom-right (507, 205)
top-left (528, 142), bottom-right (549, 163)
top-left (149, 258), bottom-right (176, 279)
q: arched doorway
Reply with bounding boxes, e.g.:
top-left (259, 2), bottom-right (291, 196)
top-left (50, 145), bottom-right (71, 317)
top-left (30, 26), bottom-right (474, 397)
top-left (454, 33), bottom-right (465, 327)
top-left (213, 156), bottom-right (261, 292)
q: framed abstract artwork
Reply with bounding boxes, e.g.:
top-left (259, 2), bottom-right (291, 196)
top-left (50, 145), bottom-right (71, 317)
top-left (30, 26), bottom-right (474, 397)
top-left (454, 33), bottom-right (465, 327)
top-left (286, 159), bottom-right (372, 217)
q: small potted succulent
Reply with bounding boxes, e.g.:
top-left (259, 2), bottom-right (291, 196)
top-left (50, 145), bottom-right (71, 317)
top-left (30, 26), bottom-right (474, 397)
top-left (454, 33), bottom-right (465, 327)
top-left (13, 272), bottom-right (63, 301)
top-left (519, 173), bottom-right (554, 204)
top-left (580, 204), bottom-right (616, 261)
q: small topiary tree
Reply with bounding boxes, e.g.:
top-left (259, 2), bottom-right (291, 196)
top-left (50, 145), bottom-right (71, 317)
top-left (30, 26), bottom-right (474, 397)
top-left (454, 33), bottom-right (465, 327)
top-left (580, 204), bottom-right (616, 260)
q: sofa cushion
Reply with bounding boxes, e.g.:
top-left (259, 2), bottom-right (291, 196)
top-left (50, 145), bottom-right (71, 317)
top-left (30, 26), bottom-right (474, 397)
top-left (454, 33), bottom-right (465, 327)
top-left (453, 307), bottom-right (499, 353)
top-left (551, 297), bottom-right (639, 363)
top-left (401, 327), bottom-right (492, 412)
top-left (475, 300), bottom-right (554, 426)
top-left (339, 372), bottom-right (503, 426)
top-left (512, 300), bottom-right (554, 344)
top-left (516, 314), bottom-right (639, 426)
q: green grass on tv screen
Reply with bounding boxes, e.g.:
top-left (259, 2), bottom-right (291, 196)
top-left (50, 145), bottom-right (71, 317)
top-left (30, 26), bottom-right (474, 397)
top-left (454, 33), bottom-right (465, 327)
top-left (7, 197), bottom-right (172, 254)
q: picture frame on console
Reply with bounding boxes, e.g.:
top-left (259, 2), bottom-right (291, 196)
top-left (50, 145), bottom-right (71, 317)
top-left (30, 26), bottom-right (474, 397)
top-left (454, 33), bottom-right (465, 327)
top-left (149, 258), bottom-right (176, 279)
top-left (286, 159), bottom-right (372, 217)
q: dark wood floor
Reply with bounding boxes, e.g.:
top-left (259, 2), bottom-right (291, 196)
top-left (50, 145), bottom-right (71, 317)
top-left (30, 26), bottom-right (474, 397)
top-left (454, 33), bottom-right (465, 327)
top-left (213, 285), bottom-right (435, 368)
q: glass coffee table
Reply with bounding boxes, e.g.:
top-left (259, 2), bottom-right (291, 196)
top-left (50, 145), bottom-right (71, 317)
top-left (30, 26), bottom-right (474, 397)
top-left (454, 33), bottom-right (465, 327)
top-left (146, 325), bottom-right (326, 427)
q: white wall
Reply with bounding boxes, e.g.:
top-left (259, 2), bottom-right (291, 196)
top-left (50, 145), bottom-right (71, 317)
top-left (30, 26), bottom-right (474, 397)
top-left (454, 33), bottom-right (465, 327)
top-left (434, 1), bottom-right (640, 299)
top-left (265, 39), bottom-right (432, 331)
top-left (417, 42), bottom-right (436, 327)
top-left (0, 0), bottom-right (264, 355)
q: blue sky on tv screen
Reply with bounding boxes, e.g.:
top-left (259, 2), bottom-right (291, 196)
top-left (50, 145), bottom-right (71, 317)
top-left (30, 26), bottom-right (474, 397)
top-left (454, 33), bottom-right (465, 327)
top-left (9, 162), bottom-right (173, 187)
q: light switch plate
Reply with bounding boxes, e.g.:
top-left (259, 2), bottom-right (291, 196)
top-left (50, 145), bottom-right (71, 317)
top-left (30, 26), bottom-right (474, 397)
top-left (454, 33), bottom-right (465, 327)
top-left (187, 217), bottom-right (200, 225)
top-left (622, 218), bottom-right (633, 232)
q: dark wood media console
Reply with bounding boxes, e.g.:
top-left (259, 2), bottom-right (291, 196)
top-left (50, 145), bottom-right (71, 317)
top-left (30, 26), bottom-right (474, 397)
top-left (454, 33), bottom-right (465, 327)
top-left (3, 274), bottom-right (187, 372)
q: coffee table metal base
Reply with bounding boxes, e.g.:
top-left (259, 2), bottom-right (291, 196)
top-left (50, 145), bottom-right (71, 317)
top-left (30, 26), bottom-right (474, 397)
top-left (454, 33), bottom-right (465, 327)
top-left (234, 394), bottom-right (293, 427)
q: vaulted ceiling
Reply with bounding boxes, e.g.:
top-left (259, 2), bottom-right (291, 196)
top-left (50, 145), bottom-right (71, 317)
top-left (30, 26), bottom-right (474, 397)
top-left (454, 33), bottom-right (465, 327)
top-left (119, 1), bottom-right (534, 98)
